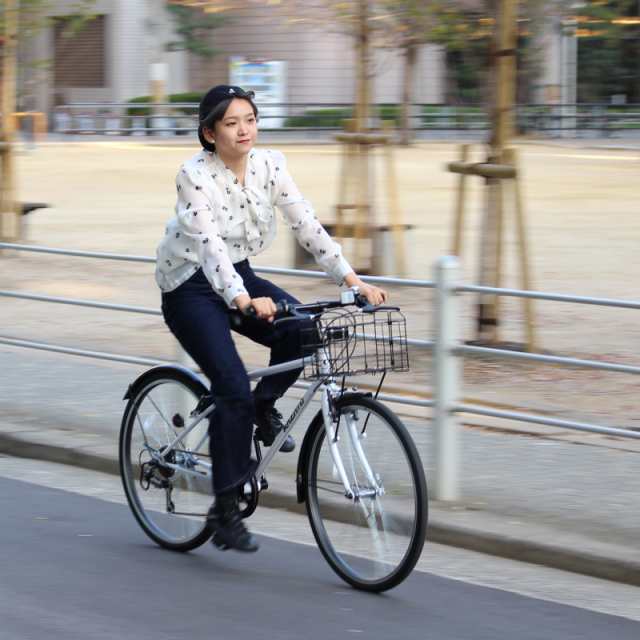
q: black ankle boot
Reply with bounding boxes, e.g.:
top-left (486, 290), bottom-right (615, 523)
top-left (254, 401), bottom-right (295, 453)
top-left (207, 492), bottom-right (259, 553)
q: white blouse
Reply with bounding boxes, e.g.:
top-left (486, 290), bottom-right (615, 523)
top-left (155, 148), bottom-right (353, 307)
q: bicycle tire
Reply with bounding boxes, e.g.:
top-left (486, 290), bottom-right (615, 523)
top-left (303, 394), bottom-right (428, 592)
top-left (119, 366), bottom-right (212, 552)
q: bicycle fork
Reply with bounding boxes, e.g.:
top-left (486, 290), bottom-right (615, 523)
top-left (321, 388), bottom-right (382, 501)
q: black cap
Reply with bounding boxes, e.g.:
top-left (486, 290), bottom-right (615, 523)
top-left (197, 85), bottom-right (256, 152)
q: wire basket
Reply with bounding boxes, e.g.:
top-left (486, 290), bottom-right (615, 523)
top-left (302, 308), bottom-right (410, 379)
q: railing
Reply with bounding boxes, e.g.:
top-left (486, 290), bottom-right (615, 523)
top-left (1, 244), bottom-right (640, 503)
top-left (0, 243), bottom-right (435, 408)
top-left (50, 102), bottom-right (640, 136)
top-left (432, 256), bottom-right (640, 502)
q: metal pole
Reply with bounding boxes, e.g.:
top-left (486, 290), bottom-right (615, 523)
top-left (433, 255), bottom-right (460, 501)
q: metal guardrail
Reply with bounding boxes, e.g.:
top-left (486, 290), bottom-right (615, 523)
top-left (431, 256), bottom-right (640, 502)
top-left (51, 102), bottom-right (640, 136)
top-left (2, 244), bottom-right (640, 502)
top-left (0, 241), bottom-right (435, 382)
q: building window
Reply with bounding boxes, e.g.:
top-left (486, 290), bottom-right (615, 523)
top-left (54, 15), bottom-right (106, 88)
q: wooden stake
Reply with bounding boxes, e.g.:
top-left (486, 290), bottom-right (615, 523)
top-left (384, 135), bottom-right (406, 275)
top-left (504, 147), bottom-right (536, 351)
top-left (451, 144), bottom-right (470, 255)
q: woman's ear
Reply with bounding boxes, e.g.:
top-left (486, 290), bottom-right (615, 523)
top-left (203, 126), bottom-right (215, 144)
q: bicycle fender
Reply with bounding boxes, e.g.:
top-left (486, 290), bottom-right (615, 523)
top-left (122, 364), bottom-right (207, 400)
top-left (296, 410), bottom-right (323, 503)
top-left (295, 392), bottom-right (371, 504)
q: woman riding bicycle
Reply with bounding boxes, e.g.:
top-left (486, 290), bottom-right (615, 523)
top-left (155, 85), bottom-right (387, 553)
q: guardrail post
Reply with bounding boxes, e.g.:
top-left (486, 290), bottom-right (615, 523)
top-left (433, 255), bottom-right (461, 501)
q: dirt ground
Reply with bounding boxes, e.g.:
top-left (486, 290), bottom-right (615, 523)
top-left (2, 138), bottom-right (640, 430)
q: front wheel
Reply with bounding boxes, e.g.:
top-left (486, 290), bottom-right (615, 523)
top-left (119, 367), bottom-right (213, 552)
top-left (304, 394), bottom-right (428, 592)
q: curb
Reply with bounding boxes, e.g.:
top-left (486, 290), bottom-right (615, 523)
top-left (2, 431), bottom-right (639, 588)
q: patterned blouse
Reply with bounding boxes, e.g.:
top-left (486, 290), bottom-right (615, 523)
top-left (155, 148), bottom-right (353, 307)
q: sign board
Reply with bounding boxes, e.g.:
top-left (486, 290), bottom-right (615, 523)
top-left (229, 57), bottom-right (287, 129)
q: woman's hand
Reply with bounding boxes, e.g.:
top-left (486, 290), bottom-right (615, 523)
top-left (359, 282), bottom-right (388, 306)
top-left (343, 273), bottom-right (388, 307)
top-left (235, 294), bottom-right (277, 322)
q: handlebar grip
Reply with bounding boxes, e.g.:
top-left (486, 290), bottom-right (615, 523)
top-left (354, 293), bottom-right (399, 313)
top-left (242, 300), bottom-right (291, 319)
top-left (274, 300), bottom-right (290, 316)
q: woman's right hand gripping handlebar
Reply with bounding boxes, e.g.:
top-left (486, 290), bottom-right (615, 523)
top-left (235, 294), bottom-right (279, 323)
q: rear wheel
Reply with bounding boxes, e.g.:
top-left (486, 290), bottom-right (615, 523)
top-left (305, 395), bottom-right (428, 592)
top-left (119, 368), bottom-right (212, 551)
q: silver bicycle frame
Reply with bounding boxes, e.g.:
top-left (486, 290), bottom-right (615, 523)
top-left (151, 349), bottom-right (380, 498)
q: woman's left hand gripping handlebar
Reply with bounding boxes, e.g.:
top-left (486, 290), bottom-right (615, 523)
top-left (357, 282), bottom-right (388, 307)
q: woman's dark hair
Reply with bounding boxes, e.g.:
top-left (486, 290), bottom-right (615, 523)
top-left (197, 88), bottom-right (259, 153)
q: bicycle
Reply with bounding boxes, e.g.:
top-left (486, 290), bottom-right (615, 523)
top-left (119, 288), bottom-right (428, 592)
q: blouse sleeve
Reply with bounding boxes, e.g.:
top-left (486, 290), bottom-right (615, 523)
top-left (271, 151), bottom-right (353, 285)
top-left (175, 166), bottom-right (248, 307)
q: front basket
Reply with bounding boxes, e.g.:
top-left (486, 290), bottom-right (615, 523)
top-left (302, 308), bottom-right (410, 379)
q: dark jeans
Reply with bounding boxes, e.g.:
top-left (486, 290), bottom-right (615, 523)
top-left (161, 261), bottom-right (307, 494)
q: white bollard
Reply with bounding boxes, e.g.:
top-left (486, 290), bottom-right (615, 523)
top-left (433, 256), bottom-right (461, 501)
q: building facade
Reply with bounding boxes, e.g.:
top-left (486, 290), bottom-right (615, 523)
top-left (20, 1), bottom-right (445, 121)
top-left (20, 0), bottom-right (188, 117)
top-left (15, 1), bottom-right (588, 124)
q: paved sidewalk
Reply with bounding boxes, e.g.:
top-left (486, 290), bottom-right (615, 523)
top-left (1, 345), bottom-right (638, 587)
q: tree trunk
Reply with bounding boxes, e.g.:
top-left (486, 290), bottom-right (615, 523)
top-left (399, 42), bottom-right (417, 146)
top-left (1, 0), bottom-right (19, 241)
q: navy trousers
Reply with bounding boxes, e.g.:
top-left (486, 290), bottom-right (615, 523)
top-left (161, 261), bottom-right (306, 494)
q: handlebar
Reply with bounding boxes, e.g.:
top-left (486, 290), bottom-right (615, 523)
top-left (241, 287), bottom-right (399, 324)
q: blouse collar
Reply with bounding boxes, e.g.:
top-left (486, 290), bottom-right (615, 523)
top-left (208, 150), bottom-right (271, 241)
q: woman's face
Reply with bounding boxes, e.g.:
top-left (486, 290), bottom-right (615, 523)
top-left (205, 98), bottom-right (257, 160)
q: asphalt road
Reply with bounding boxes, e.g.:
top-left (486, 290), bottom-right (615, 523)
top-left (1, 472), bottom-right (638, 640)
